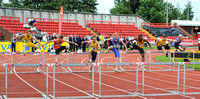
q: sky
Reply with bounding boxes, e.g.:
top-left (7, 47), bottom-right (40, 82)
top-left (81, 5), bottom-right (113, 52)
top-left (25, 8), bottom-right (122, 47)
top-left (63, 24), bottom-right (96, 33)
top-left (3, 0), bottom-right (199, 21)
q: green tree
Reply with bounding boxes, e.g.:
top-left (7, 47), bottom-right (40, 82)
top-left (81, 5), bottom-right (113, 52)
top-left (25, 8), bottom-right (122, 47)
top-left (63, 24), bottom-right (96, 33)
top-left (181, 2), bottom-right (194, 20)
top-left (110, 1), bottom-right (131, 14)
top-left (167, 3), bottom-right (182, 23)
top-left (136, 0), bottom-right (166, 23)
top-left (3, 0), bottom-right (98, 13)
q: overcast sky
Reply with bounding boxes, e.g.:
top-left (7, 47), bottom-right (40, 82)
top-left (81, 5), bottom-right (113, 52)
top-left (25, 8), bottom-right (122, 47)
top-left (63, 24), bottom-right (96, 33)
top-left (3, 0), bottom-right (199, 21)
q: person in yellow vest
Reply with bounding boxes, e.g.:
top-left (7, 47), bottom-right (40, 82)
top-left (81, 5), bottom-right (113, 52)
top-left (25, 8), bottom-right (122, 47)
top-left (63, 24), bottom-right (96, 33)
top-left (82, 36), bottom-right (101, 75)
top-left (155, 34), bottom-right (171, 57)
top-left (12, 30), bottom-right (42, 56)
top-left (126, 34), bottom-right (152, 62)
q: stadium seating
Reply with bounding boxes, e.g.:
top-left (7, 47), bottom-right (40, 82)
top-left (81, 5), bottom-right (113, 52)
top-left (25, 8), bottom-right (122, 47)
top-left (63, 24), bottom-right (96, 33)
top-left (86, 21), bottom-right (153, 40)
top-left (0, 16), bottom-right (92, 37)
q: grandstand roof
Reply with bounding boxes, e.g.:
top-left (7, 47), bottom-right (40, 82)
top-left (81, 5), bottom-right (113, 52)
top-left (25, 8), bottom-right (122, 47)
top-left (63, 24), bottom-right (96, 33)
top-left (171, 20), bottom-right (200, 26)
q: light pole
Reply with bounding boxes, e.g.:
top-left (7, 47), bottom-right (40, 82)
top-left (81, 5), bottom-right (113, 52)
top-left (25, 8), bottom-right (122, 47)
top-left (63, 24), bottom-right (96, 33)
top-left (187, 0), bottom-right (189, 20)
top-left (166, 0), bottom-right (168, 24)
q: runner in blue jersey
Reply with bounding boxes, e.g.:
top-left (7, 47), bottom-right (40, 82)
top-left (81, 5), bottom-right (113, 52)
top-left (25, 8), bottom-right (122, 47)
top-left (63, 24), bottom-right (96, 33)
top-left (103, 33), bottom-right (127, 72)
top-left (172, 34), bottom-right (188, 52)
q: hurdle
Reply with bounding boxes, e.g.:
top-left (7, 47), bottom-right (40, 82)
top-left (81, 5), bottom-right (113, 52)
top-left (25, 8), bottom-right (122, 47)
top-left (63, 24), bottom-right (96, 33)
top-left (49, 63), bottom-right (95, 99)
top-left (180, 62), bottom-right (200, 95)
top-left (94, 62), bottom-right (139, 98)
top-left (3, 63), bottom-right (49, 99)
top-left (12, 52), bottom-right (42, 74)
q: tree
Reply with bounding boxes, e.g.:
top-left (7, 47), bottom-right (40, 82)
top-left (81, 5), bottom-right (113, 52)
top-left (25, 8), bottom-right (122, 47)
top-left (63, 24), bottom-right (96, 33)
top-left (3, 0), bottom-right (98, 13)
top-left (110, 1), bottom-right (131, 15)
top-left (181, 2), bottom-right (194, 20)
top-left (136, 0), bottom-right (166, 23)
top-left (167, 3), bottom-right (182, 23)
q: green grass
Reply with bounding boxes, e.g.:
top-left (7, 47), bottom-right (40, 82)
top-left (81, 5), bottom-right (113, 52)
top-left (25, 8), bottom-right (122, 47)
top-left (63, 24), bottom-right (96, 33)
top-left (155, 55), bottom-right (200, 69)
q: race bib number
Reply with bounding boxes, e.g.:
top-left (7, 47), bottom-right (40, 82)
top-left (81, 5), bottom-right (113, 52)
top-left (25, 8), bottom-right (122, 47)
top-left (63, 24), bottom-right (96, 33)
top-left (114, 44), bottom-right (120, 48)
top-left (56, 44), bottom-right (61, 46)
top-left (92, 47), bottom-right (97, 50)
top-left (23, 40), bottom-right (31, 42)
top-left (137, 43), bottom-right (143, 47)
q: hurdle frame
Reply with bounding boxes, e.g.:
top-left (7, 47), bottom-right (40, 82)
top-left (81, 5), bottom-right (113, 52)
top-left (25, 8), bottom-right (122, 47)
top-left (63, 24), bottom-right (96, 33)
top-left (93, 62), bottom-right (139, 98)
top-left (49, 63), bottom-right (95, 99)
top-left (3, 63), bottom-right (50, 99)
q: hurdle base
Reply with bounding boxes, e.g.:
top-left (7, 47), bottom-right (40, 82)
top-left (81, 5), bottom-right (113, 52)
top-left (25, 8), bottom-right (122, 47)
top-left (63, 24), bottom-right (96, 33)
top-left (94, 94), bottom-right (138, 98)
top-left (3, 95), bottom-right (49, 99)
top-left (49, 94), bottom-right (94, 99)
top-left (179, 92), bottom-right (200, 95)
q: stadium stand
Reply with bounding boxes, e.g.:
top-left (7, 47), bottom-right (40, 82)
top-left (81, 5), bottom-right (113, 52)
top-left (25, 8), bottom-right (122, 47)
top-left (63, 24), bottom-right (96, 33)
top-left (0, 16), bottom-right (92, 37)
top-left (85, 20), bottom-right (153, 40)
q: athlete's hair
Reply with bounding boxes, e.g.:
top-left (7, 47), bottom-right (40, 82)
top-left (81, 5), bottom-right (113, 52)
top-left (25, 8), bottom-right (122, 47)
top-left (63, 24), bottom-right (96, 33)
top-left (138, 34), bottom-right (143, 38)
top-left (114, 32), bottom-right (119, 36)
top-left (92, 36), bottom-right (96, 39)
top-left (163, 34), bottom-right (167, 38)
top-left (26, 30), bottom-right (32, 33)
top-left (178, 34), bottom-right (183, 38)
top-left (59, 35), bottom-right (63, 39)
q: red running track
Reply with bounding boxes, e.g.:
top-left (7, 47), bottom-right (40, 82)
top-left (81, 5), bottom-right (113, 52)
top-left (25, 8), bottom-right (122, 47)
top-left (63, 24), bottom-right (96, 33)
top-left (0, 50), bottom-right (200, 98)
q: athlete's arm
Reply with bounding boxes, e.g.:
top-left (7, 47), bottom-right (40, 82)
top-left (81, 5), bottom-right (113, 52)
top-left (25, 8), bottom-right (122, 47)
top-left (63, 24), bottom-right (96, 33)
top-left (43, 39), bottom-right (57, 46)
top-left (155, 38), bottom-right (159, 44)
top-left (97, 42), bottom-right (101, 50)
top-left (102, 38), bottom-right (113, 44)
top-left (13, 34), bottom-right (25, 40)
top-left (63, 40), bottom-right (78, 46)
top-left (81, 41), bottom-right (91, 46)
top-left (120, 40), bottom-right (127, 51)
top-left (126, 38), bottom-right (137, 45)
top-left (144, 39), bottom-right (152, 49)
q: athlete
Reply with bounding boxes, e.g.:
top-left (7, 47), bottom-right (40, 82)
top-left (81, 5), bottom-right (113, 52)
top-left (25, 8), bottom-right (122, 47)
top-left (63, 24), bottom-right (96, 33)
top-left (12, 30), bottom-right (42, 56)
top-left (126, 34), bottom-right (152, 62)
top-left (171, 34), bottom-right (187, 52)
top-left (82, 36), bottom-right (101, 75)
top-left (43, 35), bottom-right (78, 63)
top-left (155, 34), bottom-right (171, 57)
top-left (103, 33), bottom-right (127, 72)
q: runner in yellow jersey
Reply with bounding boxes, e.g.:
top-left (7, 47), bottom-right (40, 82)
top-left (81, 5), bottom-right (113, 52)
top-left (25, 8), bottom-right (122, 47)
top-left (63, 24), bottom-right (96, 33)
top-left (82, 36), bottom-right (101, 75)
top-left (155, 34), bottom-right (171, 57)
top-left (126, 34), bottom-right (152, 62)
top-left (13, 30), bottom-right (42, 56)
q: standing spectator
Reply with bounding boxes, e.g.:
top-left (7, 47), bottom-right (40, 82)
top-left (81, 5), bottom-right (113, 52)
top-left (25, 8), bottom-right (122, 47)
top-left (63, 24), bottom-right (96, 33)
top-left (77, 35), bottom-right (82, 50)
top-left (37, 34), bottom-right (42, 41)
top-left (11, 34), bottom-right (17, 52)
top-left (31, 25), bottom-right (38, 32)
top-left (69, 35), bottom-right (73, 52)
top-left (97, 33), bottom-right (100, 42)
top-left (86, 35), bottom-right (91, 48)
top-left (108, 34), bottom-right (112, 46)
top-left (48, 34), bottom-right (53, 40)
top-left (126, 36), bottom-right (130, 49)
top-left (42, 35), bottom-right (48, 42)
top-left (28, 18), bottom-right (36, 27)
top-left (53, 32), bottom-right (57, 39)
top-left (82, 35), bottom-right (87, 52)
top-left (120, 37), bottom-right (123, 49)
top-left (31, 34), bottom-right (37, 52)
top-left (0, 32), bottom-right (4, 41)
top-left (104, 35), bottom-right (108, 49)
top-left (123, 36), bottom-right (127, 50)
top-left (73, 35), bottom-right (77, 52)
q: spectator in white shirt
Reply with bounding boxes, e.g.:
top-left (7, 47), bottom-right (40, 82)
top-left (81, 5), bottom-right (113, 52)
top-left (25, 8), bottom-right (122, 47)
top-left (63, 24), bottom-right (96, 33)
top-left (42, 35), bottom-right (48, 42)
top-left (23, 22), bottom-right (30, 28)
top-left (31, 25), bottom-right (38, 32)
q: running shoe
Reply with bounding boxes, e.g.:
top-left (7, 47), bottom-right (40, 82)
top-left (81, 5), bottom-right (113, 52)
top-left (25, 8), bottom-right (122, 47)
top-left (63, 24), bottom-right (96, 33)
top-left (89, 72), bottom-right (92, 76)
top-left (23, 52), bottom-right (26, 56)
top-left (166, 53), bottom-right (168, 57)
top-left (143, 65), bottom-right (147, 67)
top-left (88, 60), bottom-right (92, 63)
top-left (128, 48), bottom-right (131, 50)
top-left (183, 47), bottom-right (186, 53)
top-left (115, 69), bottom-right (120, 72)
top-left (67, 50), bottom-right (71, 53)
top-left (105, 51), bottom-right (109, 54)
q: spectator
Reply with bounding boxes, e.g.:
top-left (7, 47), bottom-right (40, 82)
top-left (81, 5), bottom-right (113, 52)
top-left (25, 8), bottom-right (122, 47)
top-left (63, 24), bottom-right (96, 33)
top-left (120, 37), bottom-right (123, 49)
top-left (53, 32), bottom-right (57, 39)
top-left (108, 34), bottom-right (112, 46)
top-left (31, 25), bottom-right (38, 32)
top-left (73, 34), bottom-right (77, 52)
top-left (77, 35), bottom-right (82, 51)
top-left (28, 18), bottom-right (36, 26)
top-left (123, 36), bottom-right (127, 50)
top-left (82, 35), bottom-right (87, 52)
top-left (31, 34), bottom-right (37, 52)
top-left (97, 33), bottom-right (100, 42)
top-left (11, 34), bottom-right (17, 52)
top-left (87, 34), bottom-right (91, 41)
top-left (68, 35), bottom-right (73, 51)
top-left (42, 35), bottom-right (48, 42)
top-left (37, 34), bottom-right (42, 41)
top-left (126, 36), bottom-right (130, 49)
top-left (104, 35), bottom-right (108, 49)
top-left (23, 22), bottom-right (30, 28)
top-left (48, 34), bottom-right (53, 41)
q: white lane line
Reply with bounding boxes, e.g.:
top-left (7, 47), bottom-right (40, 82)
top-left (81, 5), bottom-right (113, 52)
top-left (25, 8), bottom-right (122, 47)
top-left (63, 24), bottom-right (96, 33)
top-left (101, 56), bottom-right (195, 99)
